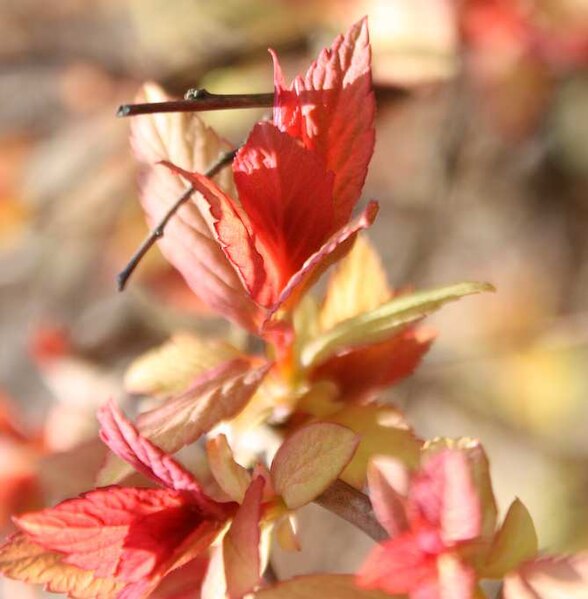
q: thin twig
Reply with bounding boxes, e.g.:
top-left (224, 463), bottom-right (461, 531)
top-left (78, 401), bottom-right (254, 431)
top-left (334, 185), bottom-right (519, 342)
top-left (315, 479), bottom-right (387, 542)
top-left (117, 89), bottom-right (274, 117)
top-left (116, 148), bottom-right (238, 291)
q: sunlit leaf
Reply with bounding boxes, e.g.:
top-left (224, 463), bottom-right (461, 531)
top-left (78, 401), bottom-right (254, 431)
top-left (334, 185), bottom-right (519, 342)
top-left (124, 333), bottom-right (241, 397)
top-left (272, 17), bottom-right (376, 228)
top-left (270, 422), bottom-right (359, 509)
top-left (301, 281), bottom-right (495, 368)
top-left (274, 514), bottom-right (300, 552)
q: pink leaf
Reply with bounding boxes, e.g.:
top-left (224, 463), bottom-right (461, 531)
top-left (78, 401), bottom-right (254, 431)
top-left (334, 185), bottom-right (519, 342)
top-left (223, 477), bottom-right (265, 599)
top-left (97, 400), bottom-right (224, 517)
top-left (367, 457), bottom-right (410, 539)
top-left (160, 161), bottom-right (270, 308)
top-left (98, 360), bottom-right (269, 486)
top-left (356, 533), bottom-right (437, 595)
top-left (410, 450), bottom-right (481, 545)
top-left (130, 83), bottom-right (260, 331)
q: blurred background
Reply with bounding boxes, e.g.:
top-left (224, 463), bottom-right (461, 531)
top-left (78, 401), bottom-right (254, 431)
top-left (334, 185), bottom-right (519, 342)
top-left (0, 0), bottom-right (587, 594)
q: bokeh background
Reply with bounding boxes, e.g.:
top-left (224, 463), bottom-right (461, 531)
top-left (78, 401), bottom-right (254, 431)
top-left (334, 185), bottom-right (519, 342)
top-left (1, 0), bottom-right (587, 595)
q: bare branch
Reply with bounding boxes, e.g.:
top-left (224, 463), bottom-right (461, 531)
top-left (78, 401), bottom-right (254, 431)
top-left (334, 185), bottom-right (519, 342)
top-left (117, 89), bottom-right (274, 117)
top-left (315, 479), bottom-right (387, 543)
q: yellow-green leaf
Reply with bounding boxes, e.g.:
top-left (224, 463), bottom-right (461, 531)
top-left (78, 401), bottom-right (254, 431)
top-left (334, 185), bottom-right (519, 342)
top-left (301, 281), bottom-right (495, 368)
top-left (329, 404), bottom-right (421, 489)
top-left (271, 423), bottom-right (359, 509)
top-left (319, 235), bottom-right (390, 331)
top-left (482, 498), bottom-right (538, 578)
top-left (124, 333), bottom-right (241, 397)
top-left (0, 533), bottom-right (122, 599)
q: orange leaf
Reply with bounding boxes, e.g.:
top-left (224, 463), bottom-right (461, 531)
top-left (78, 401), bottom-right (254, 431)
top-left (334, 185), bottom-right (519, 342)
top-left (270, 422), bottom-right (359, 509)
top-left (0, 533), bottom-right (122, 599)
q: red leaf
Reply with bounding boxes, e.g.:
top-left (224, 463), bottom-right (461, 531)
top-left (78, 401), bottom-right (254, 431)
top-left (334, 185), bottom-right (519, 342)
top-left (233, 122), bottom-right (335, 296)
top-left (223, 477), bottom-right (265, 599)
top-left (310, 326), bottom-right (435, 400)
top-left (97, 400), bottom-right (224, 517)
top-left (14, 487), bottom-right (203, 582)
top-left (265, 201), bottom-right (379, 323)
top-left (272, 17), bottom-right (375, 228)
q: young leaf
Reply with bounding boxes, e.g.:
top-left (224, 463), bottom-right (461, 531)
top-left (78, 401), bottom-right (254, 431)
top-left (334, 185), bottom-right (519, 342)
top-left (124, 333), bottom-right (241, 397)
top-left (206, 434), bottom-right (251, 503)
top-left (254, 574), bottom-right (393, 599)
top-left (301, 281), bottom-right (495, 368)
top-left (270, 422), bottom-right (359, 509)
top-left (272, 17), bottom-right (376, 228)
top-left (223, 477), bottom-right (265, 599)
top-left (482, 498), bottom-right (538, 578)
top-left (0, 533), bottom-right (122, 599)
top-left (98, 359), bottom-right (269, 486)
top-left (131, 83), bottom-right (261, 331)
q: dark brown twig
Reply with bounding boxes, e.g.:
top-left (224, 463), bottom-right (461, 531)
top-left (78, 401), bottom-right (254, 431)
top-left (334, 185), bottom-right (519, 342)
top-left (117, 89), bottom-right (274, 117)
top-left (315, 479), bottom-right (387, 542)
top-left (116, 148), bottom-right (238, 291)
